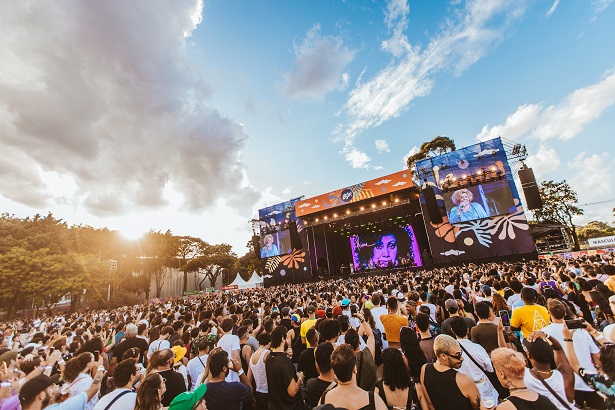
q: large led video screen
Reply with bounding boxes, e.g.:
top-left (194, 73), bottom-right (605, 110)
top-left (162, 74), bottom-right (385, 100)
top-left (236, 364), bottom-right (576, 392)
top-left (349, 225), bottom-right (422, 270)
top-left (260, 230), bottom-right (292, 258)
top-left (442, 179), bottom-right (516, 223)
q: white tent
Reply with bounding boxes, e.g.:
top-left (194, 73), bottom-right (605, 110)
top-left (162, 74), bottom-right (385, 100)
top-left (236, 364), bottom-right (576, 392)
top-left (245, 271), bottom-right (264, 288)
top-left (228, 273), bottom-right (249, 289)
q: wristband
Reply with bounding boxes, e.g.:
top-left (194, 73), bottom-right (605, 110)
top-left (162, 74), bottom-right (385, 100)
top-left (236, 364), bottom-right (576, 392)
top-left (563, 338), bottom-right (573, 342)
top-left (237, 369), bottom-right (244, 376)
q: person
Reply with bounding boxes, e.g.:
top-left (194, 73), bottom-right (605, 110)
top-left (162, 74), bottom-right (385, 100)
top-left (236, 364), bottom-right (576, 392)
top-left (380, 297), bottom-right (408, 349)
top-left (371, 233), bottom-right (398, 268)
top-left (147, 326), bottom-right (174, 360)
top-left (204, 349), bottom-right (251, 410)
top-left (345, 325), bottom-right (377, 392)
top-left (470, 301), bottom-right (499, 354)
top-left (147, 348), bottom-right (187, 407)
top-left (266, 326), bottom-right (304, 410)
top-left (216, 318), bottom-right (241, 382)
top-left (297, 328), bottom-right (319, 381)
top-left (93, 358), bottom-right (138, 410)
top-left (186, 339), bottom-right (212, 391)
top-left (247, 333), bottom-right (270, 410)
top-left (490, 347), bottom-right (558, 410)
top-left (441, 299), bottom-right (475, 337)
top-left (300, 305), bottom-right (318, 347)
top-left (112, 323), bottom-right (149, 367)
top-left (522, 332), bottom-right (575, 409)
top-left (19, 369), bottom-right (105, 410)
top-left (60, 352), bottom-right (100, 410)
top-left (415, 313), bottom-right (435, 363)
top-left (305, 342), bottom-right (336, 409)
top-left (168, 384), bottom-right (207, 410)
top-left (318, 344), bottom-right (387, 410)
top-left (447, 188), bottom-right (488, 223)
top-left (374, 348), bottom-right (428, 410)
top-left (135, 373), bottom-right (166, 410)
top-left (541, 299), bottom-right (603, 408)
top-left (510, 288), bottom-right (550, 338)
top-left (260, 234), bottom-right (279, 258)
top-left (420, 334), bottom-right (483, 410)
top-left (399, 326), bottom-right (427, 379)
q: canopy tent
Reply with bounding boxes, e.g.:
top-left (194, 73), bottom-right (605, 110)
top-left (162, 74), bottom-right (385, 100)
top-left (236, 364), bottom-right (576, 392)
top-left (228, 273), bottom-right (249, 289)
top-left (246, 271), bottom-right (264, 288)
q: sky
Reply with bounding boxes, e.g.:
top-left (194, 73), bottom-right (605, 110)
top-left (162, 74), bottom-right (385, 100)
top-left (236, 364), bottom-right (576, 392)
top-left (0, 0), bottom-right (614, 255)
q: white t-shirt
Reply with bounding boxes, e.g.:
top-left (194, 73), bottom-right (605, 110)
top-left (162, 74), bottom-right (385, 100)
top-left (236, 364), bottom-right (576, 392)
top-left (370, 307), bottom-right (388, 334)
top-left (62, 373), bottom-right (98, 410)
top-left (421, 303), bottom-right (438, 322)
top-left (186, 354), bottom-right (208, 391)
top-left (147, 339), bottom-right (170, 359)
top-left (524, 368), bottom-right (572, 409)
top-left (93, 388), bottom-right (136, 410)
top-left (457, 339), bottom-right (498, 402)
top-left (542, 323), bottom-right (600, 392)
top-left (217, 333), bottom-right (240, 382)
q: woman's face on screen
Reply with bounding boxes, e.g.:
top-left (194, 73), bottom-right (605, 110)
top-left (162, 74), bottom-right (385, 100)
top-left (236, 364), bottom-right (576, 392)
top-left (372, 234), bottom-right (397, 267)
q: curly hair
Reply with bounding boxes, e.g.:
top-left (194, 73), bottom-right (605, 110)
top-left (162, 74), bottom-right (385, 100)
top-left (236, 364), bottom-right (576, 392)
top-left (135, 373), bottom-right (163, 410)
top-left (63, 352), bottom-right (93, 383)
top-left (381, 348), bottom-right (411, 391)
top-left (451, 189), bottom-right (473, 205)
top-left (490, 347), bottom-right (526, 380)
top-left (75, 336), bottom-right (104, 357)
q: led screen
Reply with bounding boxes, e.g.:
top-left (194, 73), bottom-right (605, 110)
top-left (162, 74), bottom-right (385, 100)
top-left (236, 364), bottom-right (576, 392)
top-left (349, 225), bottom-right (422, 270)
top-left (442, 179), bottom-right (516, 223)
top-left (260, 230), bottom-right (292, 258)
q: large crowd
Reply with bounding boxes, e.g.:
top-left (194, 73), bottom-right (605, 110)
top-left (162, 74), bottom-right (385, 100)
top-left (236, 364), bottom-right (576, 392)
top-left (1, 254), bottom-right (615, 410)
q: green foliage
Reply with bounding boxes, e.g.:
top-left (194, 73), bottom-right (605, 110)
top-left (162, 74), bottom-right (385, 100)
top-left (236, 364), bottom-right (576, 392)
top-left (182, 243), bottom-right (237, 290)
top-left (405, 136), bottom-right (456, 184)
top-left (576, 221), bottom-right (615, 243)
top-left (533, 180), bottom-right (584, 250)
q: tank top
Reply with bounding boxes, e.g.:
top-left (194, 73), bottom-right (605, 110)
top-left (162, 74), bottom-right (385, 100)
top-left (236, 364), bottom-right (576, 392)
top-left (523, 368), bottom-right (572, 409)
top-left (423, 364), bottom-right (473, 410)
top-left (239, 343), bottom-right (249, 373)
top-left (249, 349), bottom-right (268, 393)
top-left (505, 394), bottom-right (559, 410)
top-left (321, 389), bottom-right (376, 410)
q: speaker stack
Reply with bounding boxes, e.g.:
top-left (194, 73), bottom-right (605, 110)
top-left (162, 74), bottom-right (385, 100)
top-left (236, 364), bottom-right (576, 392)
top-left (518, 167), bottom-right (543, 210)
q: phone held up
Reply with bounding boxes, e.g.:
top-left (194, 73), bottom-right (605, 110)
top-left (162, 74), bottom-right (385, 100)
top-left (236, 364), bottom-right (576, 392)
top-left (498, 310), bottom-right (511, 327)
top-left (565, 319), bottom-right (586, 329)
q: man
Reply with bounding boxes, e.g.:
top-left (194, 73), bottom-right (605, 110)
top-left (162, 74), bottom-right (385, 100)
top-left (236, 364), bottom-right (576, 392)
top-left (441, 299), bottom-right (475, 337)
top-left (217, 318), bottom-right (241, 382)
top-left (420, 334), bottom-right (483, 410)
top-left (370, 294), bottom-right (388, 349)
top-left (300, 305), bottom-right (318, 347)
top-left (186, 339), bottom-right (212, 391)
top-left (450, 317), bottom-right (498, 402)
top-left (506, 281), bottom-right (524, 310)
top-left (541, 299), bottom-right (603, 409)
top-left (19, 368), bottom-right (104, 410)
top-left (93, 359), bottom-right (138, 410)
top-left (510, 288), bottom-right (550, 338)
top-left (147, 325), bottom-right (174, 359)
top-left (416, 313), bottom-right (435, 363)
top-left (112, 324), bottom-right (149, 365)
top-left (297, 328), bottom-right (319, 381)
top-left (305, 342), bottom-right (336, 408)
top-left (266, 326), bottom-right (304, 410)
top-left (379, 296), bottom-right (408, 349)
top-left (204, 349), bottom-right (252, 409)
top-left (470, 301), bottom-right (499, 354)
top-left (419, 292), bottom-right (437, 322)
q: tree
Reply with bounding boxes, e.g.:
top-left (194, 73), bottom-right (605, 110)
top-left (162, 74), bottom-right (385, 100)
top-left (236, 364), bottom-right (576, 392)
top-left (181, 244), bottom-right (237, 290)
top-left (177, 236), bottom-right (208, 294)
top-left (533, 180), bottom-right (584, 250)
top-left (576, 221), bottom-right (615, 243)
top-left (406, 136), bottom-right (456, 185)
top-left (140, 230), bottom-right (180, 298)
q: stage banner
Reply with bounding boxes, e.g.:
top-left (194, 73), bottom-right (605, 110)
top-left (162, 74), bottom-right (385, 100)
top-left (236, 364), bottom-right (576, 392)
top-left (294, 170), bottom-right (413, 217)
top-left (416, 137), bottom-right (536, 264)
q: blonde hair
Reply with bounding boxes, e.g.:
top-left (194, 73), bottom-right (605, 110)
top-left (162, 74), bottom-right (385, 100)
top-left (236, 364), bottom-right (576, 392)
top-left (451, 189), bottom-right (473, 205)
top-left (490, 347), bottom-right (527, 380)
top-left (433, 334), bottom-right (459, 356)
top-left (263, 234), bottom-right (274, 244)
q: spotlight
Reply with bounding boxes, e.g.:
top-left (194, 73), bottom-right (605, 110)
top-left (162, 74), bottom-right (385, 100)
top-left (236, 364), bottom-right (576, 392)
top-left (394, 198), bottom-right (400, 203)
top-left (346, 210), bottom-right (350, 214)
top-left (333, 213), bottom-right (338, 218)
top-left (476, 170), bottom-right (482, 175)
top-left (490, 166), bottom-right (496, 171)
top-left (382, 201), bottom-right (387, 206)
top-left (371, 204), bottom-right (376, 208)
top-left (315, 218), bottom-right (319, 222)
top-left (360, 206), bottom-right (365, 211)
top-left (462, 175), bottom-right (467, 179)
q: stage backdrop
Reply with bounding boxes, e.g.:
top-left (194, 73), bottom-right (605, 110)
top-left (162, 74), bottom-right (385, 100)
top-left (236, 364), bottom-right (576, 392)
top-left (416, 137), bottom-right (536, 264)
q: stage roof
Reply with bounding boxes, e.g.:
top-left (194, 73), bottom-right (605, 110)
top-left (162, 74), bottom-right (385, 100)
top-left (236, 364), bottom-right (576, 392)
top-left (295, 169), bottom-right (414, 217)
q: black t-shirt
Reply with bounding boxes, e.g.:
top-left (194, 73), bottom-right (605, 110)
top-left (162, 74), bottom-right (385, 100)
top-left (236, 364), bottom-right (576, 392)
top-left (113, 336), bottom-right (149, 364)
top-left (205, 380), bottom-right (251, 410)
top-left (280, 318), bottom-right (292, 332)
top-left (266, 351), bottom-right (302, 410)
top-left (305, 378), bottom-right (334, 408)
top-left (158, 369), bottom-right (187, 407)
top-left (297, 347), bottom-right (318, 380)
top-left (441, 316), bottom-right (476, 337)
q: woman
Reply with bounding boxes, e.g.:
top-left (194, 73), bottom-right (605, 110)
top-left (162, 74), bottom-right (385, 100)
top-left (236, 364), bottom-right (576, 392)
top-left (447, 188), bottom-right (488, 223)
top-left (147, 348), bottom-right (187, 407)
top-left (375, 348), bottom-right (428, 410)
top-left (135, 373), bottom-right (166, 410)
top-left (61, 352), bottom-right (99, 410)
top-left (399, 327), bottom-right (427, 379)
top-left (319, 344), bottom-right (387, 410)
top-left (371, 233), bottom-right (398, 268)
top-left (260, 234), bottom-right (279, 258)
top-left (491, 293), bottom-right (510, 316)
top-left (491, 347), bottom-right (558, 410)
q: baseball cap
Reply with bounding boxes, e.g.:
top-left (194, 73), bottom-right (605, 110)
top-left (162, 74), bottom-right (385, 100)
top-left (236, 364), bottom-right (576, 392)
top-left (169, 384), bottom-right (207, 410)
top-left (291, 313), bottom-right (301, 323)
top-left (316, 309), bottom-right (326, 319)
top-left (19, 375), bottom-right (53, 404)
top-left (396, 293), bottom-right (406, 302)
top-left (341, 298), bottom-right (350, 307)
top-left (307, 305), bottom-right (316, 314)
top-left (445, 299), bottom-right (458, 309)
top-left (332, 306), bottom-right (343, 318)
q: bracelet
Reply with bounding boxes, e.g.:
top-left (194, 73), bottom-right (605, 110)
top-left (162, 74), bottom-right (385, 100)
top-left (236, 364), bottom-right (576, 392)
top-left (563, 338), bottom-right (573, 342)
top-left (237, 369), bottom-right (244, 376)
top-left (97, 366), bottom-right (105, 372)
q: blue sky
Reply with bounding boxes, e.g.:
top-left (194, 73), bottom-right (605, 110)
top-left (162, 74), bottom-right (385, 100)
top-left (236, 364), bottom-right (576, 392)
top-left (0, 0), bottom-right (613, 253)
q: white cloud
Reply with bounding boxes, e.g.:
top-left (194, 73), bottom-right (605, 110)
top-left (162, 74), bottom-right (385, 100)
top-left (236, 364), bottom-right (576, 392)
top-left (303, 180), bottom-right (312, 185)
top-left (281, 24), bottom-right (355, 101)
top-left (402, 146), bottom-right (420, 166)
top-left (476, 69), bottom-right (615, 142)
top-left (593, 0), bottom-right (613, 14)
top-left (375, 139), bottom-right (391, 153)
top-left (569, 152), bottom-right (614, 202)
top-left (381, 0), bottom-right (411, 57)
top-left (546, 0), bottom-right (560, 16)
top-left (525, 144), bottom-right (561, 179)
top-left (281, 187), bottom-right (293, 195)
top-left (344, 148), bottom-right (372, 169)
top-left (0, 0), bottom-right (259, 217)
top-left (337, 0), bottom-right (524, 167)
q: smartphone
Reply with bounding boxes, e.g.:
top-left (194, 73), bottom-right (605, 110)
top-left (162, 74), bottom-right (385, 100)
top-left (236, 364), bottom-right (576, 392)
top-left (499, 310), bottom-right (510, 327)
top-left (565, 319), bottom-right (586, 329)
top-left (94, 351), bottom-right (100, 361)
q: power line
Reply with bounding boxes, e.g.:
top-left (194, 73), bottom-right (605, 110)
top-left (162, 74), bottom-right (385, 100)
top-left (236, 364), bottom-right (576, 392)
top-left (579, 199), bottom-right (615, 206)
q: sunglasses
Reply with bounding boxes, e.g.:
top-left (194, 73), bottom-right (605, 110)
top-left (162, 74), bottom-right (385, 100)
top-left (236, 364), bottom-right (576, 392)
top-left (443, 351), bottom-right (463, 360)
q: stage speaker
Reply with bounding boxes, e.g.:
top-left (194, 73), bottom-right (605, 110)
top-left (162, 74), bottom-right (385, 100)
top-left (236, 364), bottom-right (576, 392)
top-left (422, 186), bottom-right (443, 224)
top-left (289, 220), bottom-right (303, 250)
top-left (252, 235), bottom-right (261, 258)
top-left (518, 167), bottom-right (543, 210)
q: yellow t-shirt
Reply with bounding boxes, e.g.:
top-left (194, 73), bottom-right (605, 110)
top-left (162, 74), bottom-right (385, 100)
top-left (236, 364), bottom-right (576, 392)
top-left (510, 304), bottom-right (550, 338)
top-left (300, 318), bottom-right (317, 347)
top-left (380, 314), bottom-right (409, 343)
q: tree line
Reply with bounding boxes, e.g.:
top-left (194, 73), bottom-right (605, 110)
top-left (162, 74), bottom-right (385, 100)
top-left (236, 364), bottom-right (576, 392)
top-left (0, 213), bottom-right (260, 319)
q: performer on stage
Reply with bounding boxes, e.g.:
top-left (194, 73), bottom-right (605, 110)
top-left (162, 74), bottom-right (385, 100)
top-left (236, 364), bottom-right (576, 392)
top-left (260, 234), bottom-right (279, 257)
top-left (447, 188), bottom-right (488, 223)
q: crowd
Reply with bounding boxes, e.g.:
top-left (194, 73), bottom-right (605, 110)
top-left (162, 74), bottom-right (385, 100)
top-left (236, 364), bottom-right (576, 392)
top-left (1, 254), bottom-right (615, 410)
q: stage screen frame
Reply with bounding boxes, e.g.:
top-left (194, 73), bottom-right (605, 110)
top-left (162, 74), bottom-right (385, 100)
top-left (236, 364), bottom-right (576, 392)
top-left (349, 224), bottom-right (422, 270)
top-left (442, 179), bottom-right (516, 223)
top-left (260, 230), bottom-right (292, 258)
